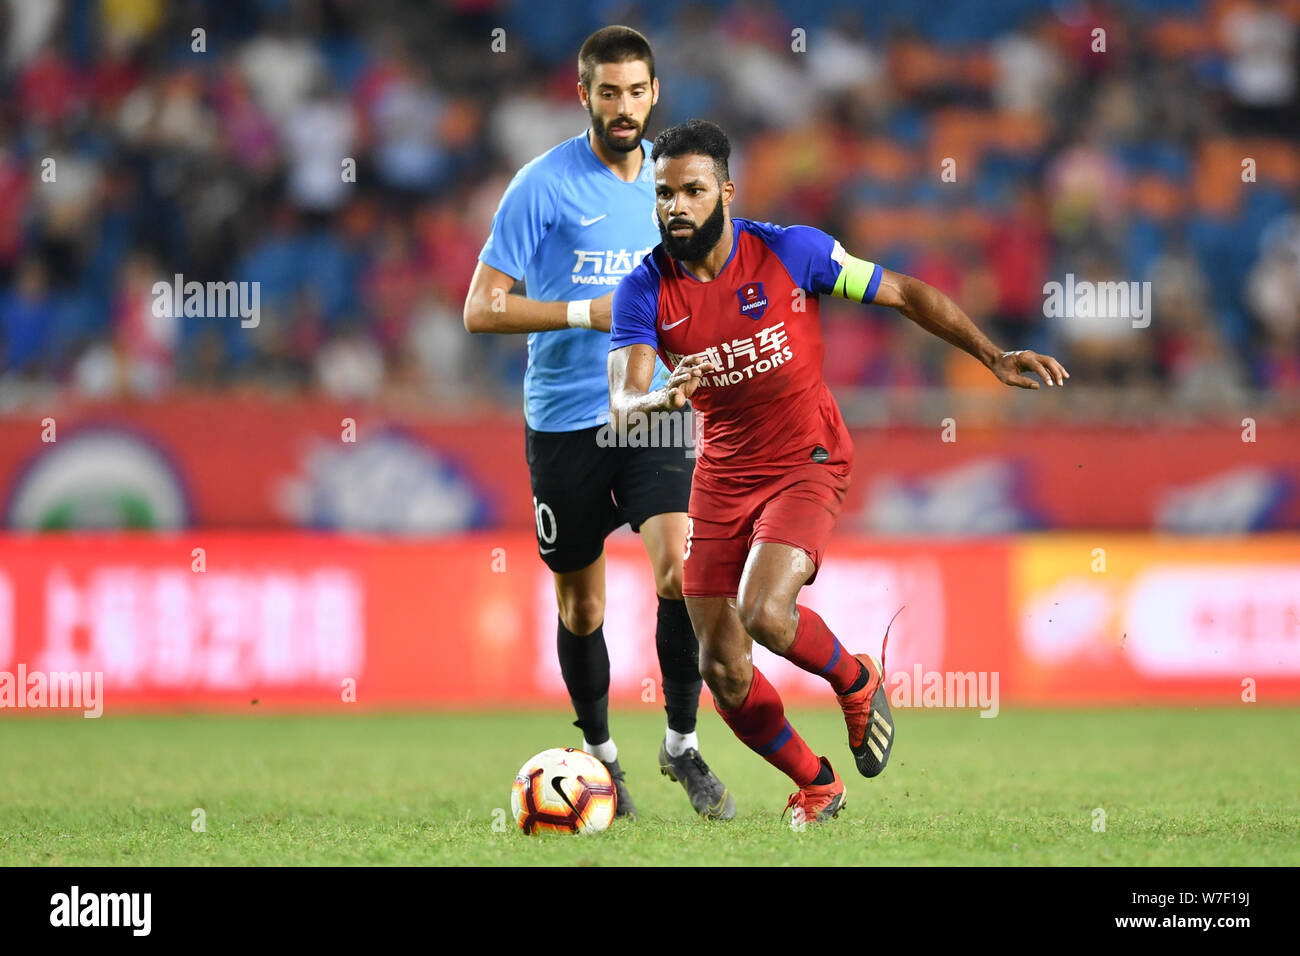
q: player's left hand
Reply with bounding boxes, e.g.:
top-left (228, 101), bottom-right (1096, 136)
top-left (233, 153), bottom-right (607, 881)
top-left (990, 349), bottom-right (1069, 389)
top-left (662, 353), bottom-right (720, 408)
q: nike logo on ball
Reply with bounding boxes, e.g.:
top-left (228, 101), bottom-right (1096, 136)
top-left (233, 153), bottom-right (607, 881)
top-left (662, 314), bottom-right (691, 330)
top-left (580, 214), bottom-right (607, 226)
top-left (551, 775), bottom-right (582, 817)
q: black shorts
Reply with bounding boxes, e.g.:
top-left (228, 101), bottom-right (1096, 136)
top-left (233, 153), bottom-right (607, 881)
top-left (525, 422), bottom-right (694, 573)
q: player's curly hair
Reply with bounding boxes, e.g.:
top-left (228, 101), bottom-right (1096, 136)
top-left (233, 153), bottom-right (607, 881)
top-left (651, 119), bottom-right (731, 185)
top-left (578, 26), bottom-right (655, 90)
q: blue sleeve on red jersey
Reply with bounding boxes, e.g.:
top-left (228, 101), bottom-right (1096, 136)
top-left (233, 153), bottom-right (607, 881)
top-left (742, 220), bottom-right (846, 297)
top-left (610, 256), bottom-right (661, 352)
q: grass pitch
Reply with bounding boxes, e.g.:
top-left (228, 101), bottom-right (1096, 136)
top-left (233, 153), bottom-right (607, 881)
top-left (2, 707), bottom-right (1297, 866)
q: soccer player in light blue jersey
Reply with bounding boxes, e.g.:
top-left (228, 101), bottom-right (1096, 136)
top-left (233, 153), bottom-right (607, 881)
top-left (463, 26), bottom-right (733, 821)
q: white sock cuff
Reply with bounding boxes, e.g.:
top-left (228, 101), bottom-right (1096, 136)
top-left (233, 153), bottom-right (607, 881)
top-left (583, 737), bottom-right (618, 763)
top-left (664, 729), bottom-right (699, 757)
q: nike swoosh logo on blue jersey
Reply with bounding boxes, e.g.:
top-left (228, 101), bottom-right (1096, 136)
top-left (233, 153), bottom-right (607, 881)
top-left (580, 214), bottom-right (607, 226)
top-left (662, 314), bottom-right (691, 330)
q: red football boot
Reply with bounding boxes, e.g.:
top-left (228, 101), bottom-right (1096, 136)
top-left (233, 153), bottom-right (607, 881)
top-left (836, 651), bottom-right (895, 778)
top-left (783, 757), bottom-right (846, 825)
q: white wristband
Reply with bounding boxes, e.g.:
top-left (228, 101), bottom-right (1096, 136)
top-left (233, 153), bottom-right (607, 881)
top-left (566, 299), bottom-right (592, 329)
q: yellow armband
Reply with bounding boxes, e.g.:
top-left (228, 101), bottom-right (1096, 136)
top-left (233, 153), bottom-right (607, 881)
top-left (830, 242), bottom-right (882, 303)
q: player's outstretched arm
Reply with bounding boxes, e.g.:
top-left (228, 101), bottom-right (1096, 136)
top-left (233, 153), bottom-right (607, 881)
top-left (463, 260), bottom-right (614, 334)
top-left (870, 267), bottom-right (1069, 390)
top-left (609, 345), bottom-right (718, 422)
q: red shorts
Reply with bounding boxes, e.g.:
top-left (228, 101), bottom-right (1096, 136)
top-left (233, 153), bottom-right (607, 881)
top-left (682, 459), bottom-right (851, 598)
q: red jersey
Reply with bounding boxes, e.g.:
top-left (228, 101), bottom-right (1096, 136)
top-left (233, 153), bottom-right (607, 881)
top-left (610, 218), bottom-right (881, 488)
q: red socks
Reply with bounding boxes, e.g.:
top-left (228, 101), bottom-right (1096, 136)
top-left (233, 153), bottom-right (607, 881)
top-left (714, 667), bottom-right (821, 786)
top-left (713, 607), bottom-right (863, 787)
top-left (783, 605), bottom-right (862, 694)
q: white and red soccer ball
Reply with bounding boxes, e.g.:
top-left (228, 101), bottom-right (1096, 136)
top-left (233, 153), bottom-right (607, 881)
top-left (510, 747), bottom-right (617, 835)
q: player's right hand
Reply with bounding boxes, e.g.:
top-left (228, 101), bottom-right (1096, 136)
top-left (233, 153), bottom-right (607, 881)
top-left (663, 353), bottom-right (720, 408)
top-left (588, 292), bottom-right (614, 332)
top-left (991, 349), bottom-right (1069, 389)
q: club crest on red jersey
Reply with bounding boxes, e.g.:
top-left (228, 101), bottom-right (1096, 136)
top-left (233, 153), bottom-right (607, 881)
top-left (736, 282), bottom-right (768, 320)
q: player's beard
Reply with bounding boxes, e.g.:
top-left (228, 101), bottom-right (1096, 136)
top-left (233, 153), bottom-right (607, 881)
top-left (590, 106), bottom-right (650, 154)
top-left (659, 195), bottom-right (726, 262)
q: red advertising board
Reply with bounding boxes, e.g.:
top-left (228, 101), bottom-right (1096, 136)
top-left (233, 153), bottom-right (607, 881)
top-left (1, 398), bottom-right (1296, 533)
top-left (2, 532), bottom-right (1296, 713)
top-left (1009, 535), bottom-right (1300, 704)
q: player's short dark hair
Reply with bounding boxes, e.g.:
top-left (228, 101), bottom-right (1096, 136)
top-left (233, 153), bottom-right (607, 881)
top-left (651, 119), bottom-right (731, 185)
top-left (578, 26), bottom-right (655, 90)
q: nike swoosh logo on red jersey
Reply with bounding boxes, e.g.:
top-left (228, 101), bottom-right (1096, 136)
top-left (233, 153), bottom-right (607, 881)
top-left (662, 314), bottom-right (691, 330)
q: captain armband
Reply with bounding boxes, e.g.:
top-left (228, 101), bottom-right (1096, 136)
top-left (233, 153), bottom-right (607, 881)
top-left (829, 241), bottom-right (883, 303)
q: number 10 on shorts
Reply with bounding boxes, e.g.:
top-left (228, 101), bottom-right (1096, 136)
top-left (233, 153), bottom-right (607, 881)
top-left (533, 496), bottom-right (557, 546)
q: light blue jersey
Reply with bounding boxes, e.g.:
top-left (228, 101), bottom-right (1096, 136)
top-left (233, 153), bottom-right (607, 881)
top-left (479, 131), bottom-right (668, 432)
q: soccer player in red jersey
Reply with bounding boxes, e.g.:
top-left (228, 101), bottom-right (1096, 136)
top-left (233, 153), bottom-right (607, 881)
top-left (608, 120), bottom-right (1069, 822)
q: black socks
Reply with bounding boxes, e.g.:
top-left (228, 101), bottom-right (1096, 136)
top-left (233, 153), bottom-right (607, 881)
top-left (556, 618), bottom-right (611, 744)
top-left (557, 598), bottom-right (703, 743)
top-left (811, 757), bottom-right (835, 786)
top-left (656, 597), bottom-right (702, 735)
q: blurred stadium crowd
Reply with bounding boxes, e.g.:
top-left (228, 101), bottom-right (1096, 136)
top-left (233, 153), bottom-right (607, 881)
top-left (0, 0), bottom-right (1297, 418)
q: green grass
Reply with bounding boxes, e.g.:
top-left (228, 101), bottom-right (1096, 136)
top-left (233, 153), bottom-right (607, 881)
top-left (2, 707), bottom-right (1297, 865)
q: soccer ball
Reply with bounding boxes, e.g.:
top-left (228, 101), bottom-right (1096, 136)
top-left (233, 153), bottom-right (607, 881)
top-left (510, 747), bottom-right (618, 835)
